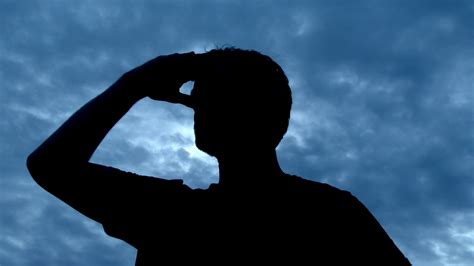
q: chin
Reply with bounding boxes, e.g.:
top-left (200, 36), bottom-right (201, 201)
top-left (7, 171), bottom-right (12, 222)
top-left (195, 138), bottom-right (218, 157)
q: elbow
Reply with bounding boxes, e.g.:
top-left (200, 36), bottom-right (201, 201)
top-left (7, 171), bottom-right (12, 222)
top-left (26, 152), bottom-right (47, 186)
top-left (26, 151), bottom-right (60, 189)
top-left (27, 150), bottom-right (81, 190)
top-left (26, 152), bottom-right (39, 176)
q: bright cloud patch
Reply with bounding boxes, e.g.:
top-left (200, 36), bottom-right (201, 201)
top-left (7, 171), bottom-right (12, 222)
top-left (1, 1), bottom-right (473, 266)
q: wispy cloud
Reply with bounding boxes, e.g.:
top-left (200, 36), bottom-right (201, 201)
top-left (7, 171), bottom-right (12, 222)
top-left (1, 1), bottom-right (473, 265)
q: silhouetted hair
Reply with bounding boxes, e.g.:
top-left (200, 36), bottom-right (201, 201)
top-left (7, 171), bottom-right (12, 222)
top-left (199, 48), bottom-right (292, 148)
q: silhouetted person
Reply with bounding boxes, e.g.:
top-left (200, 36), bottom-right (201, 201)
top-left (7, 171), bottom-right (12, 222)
top-left (27, 48), bottom-right (411, 265)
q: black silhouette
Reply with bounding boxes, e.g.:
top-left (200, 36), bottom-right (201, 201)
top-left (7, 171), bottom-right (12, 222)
top-left (27, 48), bottom-right (411, 265)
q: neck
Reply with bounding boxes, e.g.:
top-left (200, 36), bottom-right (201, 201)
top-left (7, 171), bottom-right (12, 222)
top-left (216, 149), bottom-right (284, 188)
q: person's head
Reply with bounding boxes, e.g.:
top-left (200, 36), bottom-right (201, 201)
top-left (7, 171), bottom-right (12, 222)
top-left (191, 48), bottom-right (292, 158)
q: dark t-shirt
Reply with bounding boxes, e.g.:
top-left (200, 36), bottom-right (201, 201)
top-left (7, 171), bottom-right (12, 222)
top-left (97, 166), bottom-right (410, 265)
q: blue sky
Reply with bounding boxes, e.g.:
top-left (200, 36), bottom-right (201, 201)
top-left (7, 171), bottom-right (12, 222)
top-left (1, 1), bottom-right (473, 265)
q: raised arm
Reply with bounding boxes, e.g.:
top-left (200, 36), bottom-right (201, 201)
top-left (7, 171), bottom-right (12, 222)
top-left (26, 53), bottom-right (196, 224)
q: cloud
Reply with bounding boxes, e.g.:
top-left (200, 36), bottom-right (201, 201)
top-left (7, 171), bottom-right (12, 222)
top-left (92, 99), bottom-right (219, 187)
top-left (275, 3), bottom-right (474, 265)
top-left (1, 1), bottom-right (473, 265)
top-left (0, 169), bottom-right (136, 266)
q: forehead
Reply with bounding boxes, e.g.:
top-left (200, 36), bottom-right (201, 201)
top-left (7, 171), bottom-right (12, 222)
top-left (191, 59), bottom-right (237, 99)
top-left (191, 79), bottom-right (242, 111)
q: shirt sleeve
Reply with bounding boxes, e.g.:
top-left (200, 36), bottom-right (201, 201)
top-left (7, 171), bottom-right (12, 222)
top-left (341, 191), bottom-right (411, 265)
top-left (84, 164), bottom-right (191, 248)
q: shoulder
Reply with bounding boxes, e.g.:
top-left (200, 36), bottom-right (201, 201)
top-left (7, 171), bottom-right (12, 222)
top-left (102, 165), bottom-right (192, 193)
top-left (288, 175), bottom-right (353, 198)
top-left (285, 175), bottom-right (368, 214)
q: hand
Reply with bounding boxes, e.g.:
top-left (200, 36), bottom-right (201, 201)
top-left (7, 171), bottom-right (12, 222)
top-left (122, 52), bottom-right (196, 107)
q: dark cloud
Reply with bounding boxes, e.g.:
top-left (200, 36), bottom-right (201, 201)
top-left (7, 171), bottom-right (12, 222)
top-left (1, 1), bottom-right (473, 265)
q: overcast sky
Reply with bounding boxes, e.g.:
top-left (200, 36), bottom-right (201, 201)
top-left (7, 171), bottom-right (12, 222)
top-left (1, 1), bottom-right (473, 265)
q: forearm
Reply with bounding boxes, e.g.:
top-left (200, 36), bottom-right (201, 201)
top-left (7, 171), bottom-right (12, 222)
top-left (27, 52), bottom-right (195, 182)
top-left (28, 76), bottom-right (143, 167)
